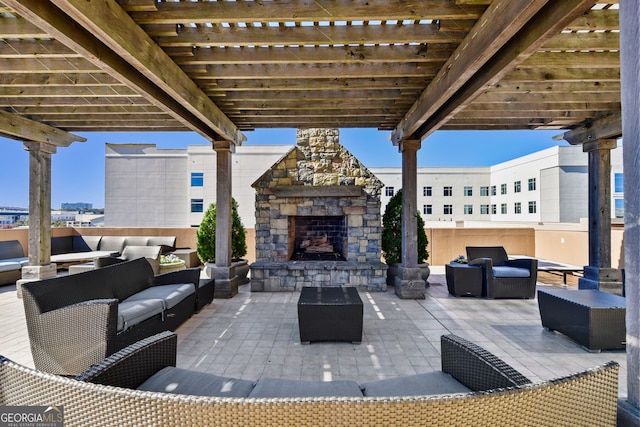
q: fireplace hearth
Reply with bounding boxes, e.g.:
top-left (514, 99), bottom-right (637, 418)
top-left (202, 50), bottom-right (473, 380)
top-left (250, 128), bottom-right (388, 292)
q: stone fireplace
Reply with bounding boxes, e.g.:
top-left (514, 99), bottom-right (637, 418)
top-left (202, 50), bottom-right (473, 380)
top-left (250, 128), bottom-right (387, 292)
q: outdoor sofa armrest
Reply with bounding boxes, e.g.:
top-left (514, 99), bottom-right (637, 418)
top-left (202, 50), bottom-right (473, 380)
top-left (154, 267), bottom-right (201, 287)
top-left (76, 331), bottom-right (177, 389)
top-left (94, 255), bottom-right (125, 268)
top-left (468, 257), bottom-right (492, 268)
top-left (440, 334), bottom-right (531, 391)
top-left (29, 299), bottom-right (119, 375)
top-left (505, 257), bottom-right (538, 272)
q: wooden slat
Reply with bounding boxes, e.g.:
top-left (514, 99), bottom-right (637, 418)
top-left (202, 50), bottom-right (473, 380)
top-left (0, 73), bottom-right (121, 87)
top-left (197, 77), bottom-right (431, 91)
top-left (156, 24), bottom-right (465, 48)
top-left (540, 31), bottom-right (619, 51)
top-left (173, 45), bottom-right (449, 65)
top-left (128, 0), bottom-right (486, 24)
top-left (185, 63), bottom-right (439, 80)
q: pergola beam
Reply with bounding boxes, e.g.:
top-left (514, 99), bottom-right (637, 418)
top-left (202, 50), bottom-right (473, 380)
top-left (562, 113), bottom-right (623, 145)
top-left (0, 110), bottom-right (85, 146)
top-left (3, 0), bottom-right (244, 145)
top-left (392, 0), bottom-right (596, 144)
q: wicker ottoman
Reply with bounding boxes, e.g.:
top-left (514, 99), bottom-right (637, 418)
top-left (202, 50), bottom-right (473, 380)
top-left (537, 288), bottom-right (626, 351)
top-left (298, 287), bottom-right (363, 344)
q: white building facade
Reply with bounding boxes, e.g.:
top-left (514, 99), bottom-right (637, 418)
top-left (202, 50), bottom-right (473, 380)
top-left (105, 143), bottom-right (623, 228)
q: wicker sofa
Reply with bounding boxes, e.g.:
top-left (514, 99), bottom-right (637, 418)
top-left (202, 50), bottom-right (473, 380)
top-left (0, 332), bottom-right (619, 426)
top-left (21, 258), bottom-right (201, 376)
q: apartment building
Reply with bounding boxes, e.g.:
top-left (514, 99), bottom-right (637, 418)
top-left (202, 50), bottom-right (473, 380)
top-left (105, 143), bottom-right (623, 228)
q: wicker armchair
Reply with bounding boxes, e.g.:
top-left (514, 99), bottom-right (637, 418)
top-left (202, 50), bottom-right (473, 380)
top-left (466, 246), bottom-right (538, 298)
top-left (0, 332), bottom-right (620, 426)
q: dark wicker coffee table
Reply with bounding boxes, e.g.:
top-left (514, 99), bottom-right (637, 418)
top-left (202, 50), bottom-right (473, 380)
top-left (537, 288), bottom-right (626, 351)
top-left (297, 286), bottom-right (363, 344)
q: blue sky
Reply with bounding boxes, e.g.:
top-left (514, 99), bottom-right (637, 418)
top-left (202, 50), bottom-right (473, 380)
top-left (0, 128), bottom-right (565, 209)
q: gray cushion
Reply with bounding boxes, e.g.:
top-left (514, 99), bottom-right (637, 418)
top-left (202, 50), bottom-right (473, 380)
top-left (125, 284), bottom-right (195, 310)
top-left (137, 367), bottom-right (256, 397)
top-left (360, 371), bottom-right (472, 397)
top-left (0, 260), bottom-right (24, 273)
top-left (98, 236), bottom-right (127, 253)
top-left (492, 266), bottom-right (530, 278)
top-left (117, 299), bottom-right (164, 331)
top-left (248, 378), bottom-right (364, 398)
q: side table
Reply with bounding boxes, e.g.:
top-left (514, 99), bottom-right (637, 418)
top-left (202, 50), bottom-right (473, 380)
top-left (445, 263), bottom-right (483, 297)
top-left (297, 286), bottom-right (363, 344)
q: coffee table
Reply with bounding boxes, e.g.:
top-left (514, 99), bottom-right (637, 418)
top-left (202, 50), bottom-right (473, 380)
top-left (297, 286), bottom-right (363, 344)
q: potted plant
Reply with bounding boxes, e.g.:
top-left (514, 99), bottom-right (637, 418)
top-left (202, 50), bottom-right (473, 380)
top-left (197, 198), bottom-right (249, 297)
top-left (382, 189), bottom-right (430, 288)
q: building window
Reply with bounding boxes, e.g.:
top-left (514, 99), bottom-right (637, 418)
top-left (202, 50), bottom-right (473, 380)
top-left (481, 204), bottom-right (489, 214)
top-left (423, 204), bottom-right (432, 215)
top-left (491, 204), bottom-right (497, 214)
top-left (501, 183), bottom-right (507, 195)
top-left (491, 185), bottom-right (496, 196)
top-left (463, 186), bottom-right (472, 197)
top-left (501, 203), bottom-right (507, 214)
top-left (515, 202), bottom-right (522, 214)
top-left (464, 204), bottom-right (473, 214)
top-left (528, 201), bottom-right (537, 213)
top-left (615, 173), bottom-right (624, 193)
top-left (444, 204), bottom-right (453, 215)
top-left (385, 186), bottom-right (394, 197)
top-left (191, 172), bottom-right (204, 187)
top-left (480, 186), bottom-right (489, 196)
top-left (528, 178), bottom-right (536, 191)
top-left (423, 186), bottom-right (432, 196)
top-left (514, 181), bottom-right (521, 193)
top-left (615, 199), bottom-right (624, 218)
top-left (444, 186), bottom-right (453, 196)
top-left (191, 199), bottom-right (204, 213)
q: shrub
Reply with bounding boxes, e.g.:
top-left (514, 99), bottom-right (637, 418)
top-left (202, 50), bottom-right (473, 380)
top-left (197, 198), bottom-right (247, 263)
top-left (381, 189), bottom-right (429, 265)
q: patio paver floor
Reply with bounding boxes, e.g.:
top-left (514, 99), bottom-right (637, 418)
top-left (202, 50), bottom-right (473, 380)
top-left (0, 267), bottom-right (627, 398)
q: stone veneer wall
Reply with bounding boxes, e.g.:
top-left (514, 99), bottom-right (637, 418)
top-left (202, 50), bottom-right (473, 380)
top-left (250, 128), bottom-right (387, 292)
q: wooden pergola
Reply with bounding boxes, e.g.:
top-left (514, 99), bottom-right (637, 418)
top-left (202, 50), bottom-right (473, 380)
top-left (1, 1), bottom-right (638, 421)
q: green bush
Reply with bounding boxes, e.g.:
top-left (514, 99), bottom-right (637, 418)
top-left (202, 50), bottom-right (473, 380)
top-left (381, 189), bottom-right (429, 265)
top-left (197, 198), bottom-right (247, 263)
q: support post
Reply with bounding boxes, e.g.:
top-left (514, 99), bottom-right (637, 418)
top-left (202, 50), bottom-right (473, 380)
top-left (394, 140), bottom-right (427, 299)
top-left (16, 141), bottom-right (58, 297)
top-left (206, 140), bottom-right (238, 298)
top-left (618, 0), bottom-right (640, 423)
top-left (579, 139), bottom-right (622, 295)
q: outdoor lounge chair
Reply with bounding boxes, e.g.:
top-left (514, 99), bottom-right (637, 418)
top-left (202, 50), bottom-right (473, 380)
top-left (466, 246), bottom-right (538, 299)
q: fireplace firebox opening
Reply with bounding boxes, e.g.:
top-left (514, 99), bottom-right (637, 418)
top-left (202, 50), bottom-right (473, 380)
top-left (289, 215), bottom-right (347, 261)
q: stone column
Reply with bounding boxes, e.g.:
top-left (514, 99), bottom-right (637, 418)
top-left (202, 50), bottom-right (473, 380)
top-left (578, 139), bottom-right (622, 295)
top-left (16, 141), bottom-right (58, 297)
top-left (619, 0), bottom-right (640, 421)
top-left (206, 140), bottom-right (238, 298)
top-left (394, 139), bottom-right (426, 299)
